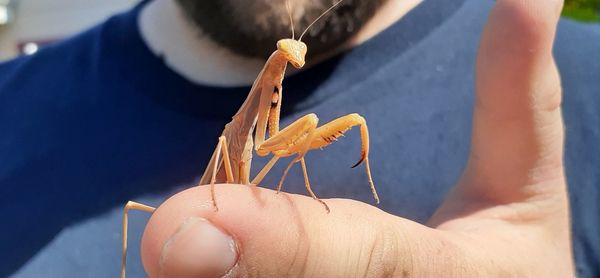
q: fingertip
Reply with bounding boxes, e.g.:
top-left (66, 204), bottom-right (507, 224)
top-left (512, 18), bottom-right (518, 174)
top-left (488, 0), bottom-right (563, 50)
top-left (161, 217), bottom-right (238, 277)
top-left (476, 0), bottom-right (565, 117)
top-left (140, 187), bottom-right (239, 278)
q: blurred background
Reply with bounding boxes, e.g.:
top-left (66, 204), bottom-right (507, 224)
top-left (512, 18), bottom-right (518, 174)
top-left (0, 0), bottom-right (598, 62)
top-left (0, 0), bottom-right (139, 61)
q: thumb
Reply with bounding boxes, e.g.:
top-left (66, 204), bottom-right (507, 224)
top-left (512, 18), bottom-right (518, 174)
top-left (444, 0), bottom-right (566, 206)
top-left (429, 0), bottom-right (570, 265)
top-left (429, 1), bottom-right (572, 275)
top-left (140, 184), bottom-right (448, 277)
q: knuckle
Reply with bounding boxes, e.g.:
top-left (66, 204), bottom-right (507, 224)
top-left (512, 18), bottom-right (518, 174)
top-left (539, 66), bottom-right (563, 112)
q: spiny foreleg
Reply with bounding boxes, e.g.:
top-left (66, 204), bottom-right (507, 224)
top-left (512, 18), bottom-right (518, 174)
top-left (254, 113), bottom-right (380, 211)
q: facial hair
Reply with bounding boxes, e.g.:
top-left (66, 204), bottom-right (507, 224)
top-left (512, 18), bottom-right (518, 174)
top-left (175, 0), bottom-right (386, 59)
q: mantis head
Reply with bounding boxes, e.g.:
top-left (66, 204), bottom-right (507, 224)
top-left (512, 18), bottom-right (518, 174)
top-left (277, 0), bottom-right (344, 69)
top-left (277, 39), bottom-right (307, 69)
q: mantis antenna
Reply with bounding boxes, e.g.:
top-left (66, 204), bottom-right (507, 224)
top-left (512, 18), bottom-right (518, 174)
top-left (286, 0), bottom-right (295, 39)
top-left (299, 0), bottom-right (345, 41)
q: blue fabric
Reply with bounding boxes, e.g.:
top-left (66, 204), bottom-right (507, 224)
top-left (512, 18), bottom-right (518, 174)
top-left (0, 0), bottom-right (598, 277)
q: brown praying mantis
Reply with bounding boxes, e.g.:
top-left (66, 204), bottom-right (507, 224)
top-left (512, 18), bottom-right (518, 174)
top-left (121, 1), bottom-right (379, 277)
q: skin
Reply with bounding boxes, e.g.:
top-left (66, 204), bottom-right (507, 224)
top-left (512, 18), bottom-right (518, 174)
top-left (141, 0), bottom-right (574, 276)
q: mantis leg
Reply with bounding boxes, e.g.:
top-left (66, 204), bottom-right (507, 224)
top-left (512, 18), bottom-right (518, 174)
top-left (255, 113), bottom-right (380, 210)
top-left (308, 113), bottom-right (380, 204)
top-left (122, 201), bottom-right (156, 278)
top-left (255, 113), bottom-right (319, 189)
top-left (300, 158), bottom-right (330, 212)
top-left (269, 147), bottom-right (329, 213)
top-left (199, 136), bottom-right (235, 210)
top-left (199, 136), bottom-right (235, 185)
top-left (256, 114), bottom-right (327, 209)
top-left (255, 113), bottom-right (319, 157)
top-left (251, 155), bottom-right (280, 185)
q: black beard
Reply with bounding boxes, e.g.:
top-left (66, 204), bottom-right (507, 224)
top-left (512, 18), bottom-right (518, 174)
top-left (175, 0), bottom-right (385, 59)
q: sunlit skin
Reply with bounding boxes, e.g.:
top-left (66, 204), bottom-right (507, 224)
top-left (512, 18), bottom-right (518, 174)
top-left (129, 0), bottom-right (574, 277)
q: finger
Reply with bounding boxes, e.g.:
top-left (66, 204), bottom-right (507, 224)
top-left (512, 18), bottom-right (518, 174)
top-left (139, 185), bottom-right (457, 278)
top-left (459, 0), bottom-right (566, 204)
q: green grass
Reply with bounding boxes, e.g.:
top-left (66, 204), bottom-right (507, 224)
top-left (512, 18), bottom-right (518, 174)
top-left (563, 0), bottom-right (600, 22)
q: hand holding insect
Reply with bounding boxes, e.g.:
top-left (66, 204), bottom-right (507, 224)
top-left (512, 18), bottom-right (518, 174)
top-left (139, 0), bottom-right (573, 277)
top-left (121, 1), bottom-right (378, 277)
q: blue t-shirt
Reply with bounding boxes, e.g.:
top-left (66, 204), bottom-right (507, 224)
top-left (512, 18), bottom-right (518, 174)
top-left (1, 0), bottom-right (598, 277)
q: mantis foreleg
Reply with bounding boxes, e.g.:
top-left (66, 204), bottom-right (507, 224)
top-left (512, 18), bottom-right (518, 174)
top-left (253, 113), bottom-right (380, 210)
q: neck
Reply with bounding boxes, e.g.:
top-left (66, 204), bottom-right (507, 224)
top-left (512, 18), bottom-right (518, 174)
top-left (138, 0), bottom-right (423, 87)
top-left (138, 0), bottom-right (265, 86)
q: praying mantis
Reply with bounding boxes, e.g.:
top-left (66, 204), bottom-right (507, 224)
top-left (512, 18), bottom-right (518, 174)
top-left (198, 0), bottom-right (379, 212)
top-left (121, 1), bottom-right (379, 277)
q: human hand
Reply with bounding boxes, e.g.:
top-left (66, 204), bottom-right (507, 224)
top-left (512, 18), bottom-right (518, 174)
top-left (139, 0), bottom-right (573, 276)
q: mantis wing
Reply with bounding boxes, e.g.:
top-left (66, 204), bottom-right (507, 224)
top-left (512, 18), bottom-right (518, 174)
top-left (198, 67), bottom-right (268, 185)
